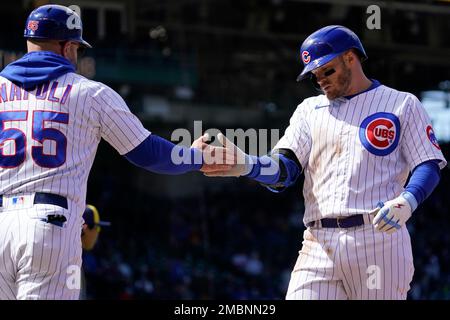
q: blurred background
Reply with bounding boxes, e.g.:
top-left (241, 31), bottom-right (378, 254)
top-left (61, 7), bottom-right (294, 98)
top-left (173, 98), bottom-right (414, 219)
top-left (1, 0), bottom-right (450, 299)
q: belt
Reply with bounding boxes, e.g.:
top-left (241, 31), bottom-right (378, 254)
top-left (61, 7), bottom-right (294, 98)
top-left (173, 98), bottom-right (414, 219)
top-left (306, 214), bottom-right (371, 229)
top-left (0, 192), bottom-right (68, 210)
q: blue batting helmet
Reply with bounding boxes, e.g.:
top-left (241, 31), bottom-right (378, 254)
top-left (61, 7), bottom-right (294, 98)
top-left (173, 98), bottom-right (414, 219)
top-left (24, 4), bottom-right (92, 48)
top-left (297, 25), bottom-right (367, 81)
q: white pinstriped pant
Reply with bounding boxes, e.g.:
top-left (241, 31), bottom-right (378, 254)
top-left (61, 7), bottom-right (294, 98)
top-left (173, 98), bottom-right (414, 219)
top-left (286, 223), bottom-right (414, 300)
top-left (0, 199), bottom-right (82, 300)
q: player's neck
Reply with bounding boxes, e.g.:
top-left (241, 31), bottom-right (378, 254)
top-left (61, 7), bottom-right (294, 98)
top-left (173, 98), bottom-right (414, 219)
top-left (345, 74), bottom-right (372, 97)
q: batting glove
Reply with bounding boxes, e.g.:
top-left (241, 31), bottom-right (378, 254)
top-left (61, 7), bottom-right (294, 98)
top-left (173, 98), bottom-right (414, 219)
top-left (371, 191), bottom-right (417, 234)
top-left (203, 133), bottom-right (253, 177)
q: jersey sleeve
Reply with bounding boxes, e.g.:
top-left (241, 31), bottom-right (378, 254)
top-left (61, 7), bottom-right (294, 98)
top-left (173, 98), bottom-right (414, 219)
top-left (273, 103), bottom-right (312, 170)
top-left (400, 94), bottom-right (447, 171)
top-left (90, 83), bottom-right (151, 155)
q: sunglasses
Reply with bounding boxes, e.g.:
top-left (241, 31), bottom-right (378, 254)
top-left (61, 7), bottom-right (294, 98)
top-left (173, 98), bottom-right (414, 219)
top-left (311, 67), bottom-right (336, 80)
top-left (309, 67), bottom-right (336, 88)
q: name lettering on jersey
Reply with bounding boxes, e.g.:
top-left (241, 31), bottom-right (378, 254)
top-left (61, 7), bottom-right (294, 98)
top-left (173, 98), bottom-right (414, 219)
top-left (0, 83), bottom-right (7, 103)
top-left (359, 112), bottom-right (400, 156)
top-left (36, 82), bottom-right (50, 100)
top-left (0, 82), bottom-right (72, 104)
top-left (426, 125), bottom-right (441, 150)
top-left (10, 84), bottom-right (21, 101)
top-left (48, 82), bottom-right (60, 102)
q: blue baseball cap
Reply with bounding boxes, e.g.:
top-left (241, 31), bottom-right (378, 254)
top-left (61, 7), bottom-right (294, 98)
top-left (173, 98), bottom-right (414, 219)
top-left (83, 204), bottom-right (111, 232)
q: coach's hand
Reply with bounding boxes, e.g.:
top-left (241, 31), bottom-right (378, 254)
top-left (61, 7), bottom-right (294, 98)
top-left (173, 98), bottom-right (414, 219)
top-left (191, 133), bottom-right (211, 150)
top-left (191, 133), bottom-right (234, 173)
top-left (371, 193), bottom-right (413, 234)
top-left (203, 133), bottom-right (253, 177)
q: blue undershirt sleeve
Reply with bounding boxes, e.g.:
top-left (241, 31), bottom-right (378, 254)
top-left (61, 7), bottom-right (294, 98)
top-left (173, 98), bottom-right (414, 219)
top-left (124, 134), bottom-right (203, 174)
top-left (243, 153), bottom-right (301, 193)
top-left (402, 159), bottom-right (441, 211)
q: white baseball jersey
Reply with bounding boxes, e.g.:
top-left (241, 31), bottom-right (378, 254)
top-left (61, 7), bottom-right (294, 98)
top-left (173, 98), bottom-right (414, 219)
top-left (276, 83), bottom-right (447, 300)
top-left (0, 73), bottom-right (150, 209)
top-left (275, 84), bottom-right (447, 225)
top-left (0, 72), bottom-right (150, 299)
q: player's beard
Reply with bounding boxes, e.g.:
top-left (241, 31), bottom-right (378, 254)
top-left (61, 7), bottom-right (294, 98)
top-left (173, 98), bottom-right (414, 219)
top-left (323, 60), bottom-right (352, 100)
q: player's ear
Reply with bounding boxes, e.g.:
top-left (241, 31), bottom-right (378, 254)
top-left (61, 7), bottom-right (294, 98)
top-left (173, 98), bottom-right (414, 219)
top-left (62, 42), bottom-right (72, 58)
top-left (344, 50), bottom-right (354, 64)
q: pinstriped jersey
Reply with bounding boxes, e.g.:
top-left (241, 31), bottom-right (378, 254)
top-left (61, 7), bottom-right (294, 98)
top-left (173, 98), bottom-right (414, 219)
top-left (275, 84), bottom-right (447, 224)
top-left (0, 73), bottom-right (150, 208)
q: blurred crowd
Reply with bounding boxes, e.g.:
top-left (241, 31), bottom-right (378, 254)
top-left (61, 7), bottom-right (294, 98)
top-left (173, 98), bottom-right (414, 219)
top-left (83, 179), bottom-right (303, 300)
top-left (83, 145), bottom-right (450, 300)
top-left (407, 158), bottom-right (450, 300)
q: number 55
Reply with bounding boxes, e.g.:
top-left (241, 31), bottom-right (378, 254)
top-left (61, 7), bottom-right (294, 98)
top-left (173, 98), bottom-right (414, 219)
top-left (0, 111), bottom-right (69, 168)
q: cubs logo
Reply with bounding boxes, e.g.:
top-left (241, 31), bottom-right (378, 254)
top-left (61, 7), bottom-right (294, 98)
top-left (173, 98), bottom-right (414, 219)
top-left (426, 125), bottom-right (440, 150)
top-left (302, 51), bottom-right (310, 64)
top-left (359, 112), bottom-right (400, 156)
top-left (27, 20), bottom-right (39, 32)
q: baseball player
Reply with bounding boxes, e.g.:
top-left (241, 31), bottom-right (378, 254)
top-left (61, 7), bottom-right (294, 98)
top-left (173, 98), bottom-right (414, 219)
top-left (205, 25), bottom-right (447, 299)
top-left (80, 204), bottom-right (109, 300)
top-left (81, 204), bottom-right (110, 251)
top-left (0, 4), bottom-right (228, 300)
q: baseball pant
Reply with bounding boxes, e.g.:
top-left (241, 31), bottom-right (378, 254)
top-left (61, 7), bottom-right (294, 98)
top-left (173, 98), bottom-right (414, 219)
top-left (0, 194), bottom-right (82, 300)
top-left (286, 222), bottom-right (414, 300)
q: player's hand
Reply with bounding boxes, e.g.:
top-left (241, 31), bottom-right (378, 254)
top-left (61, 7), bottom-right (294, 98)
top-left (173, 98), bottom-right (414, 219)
top-left (203, 133), bottom-right (253, 177)
top-left (191, 133), bottom-right (235, 173)
top-left (371, 194), bottom-right (412, 234)
top-left (191, 133), bottom-right (210, 151)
